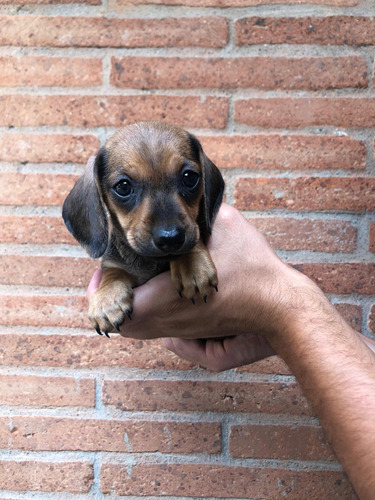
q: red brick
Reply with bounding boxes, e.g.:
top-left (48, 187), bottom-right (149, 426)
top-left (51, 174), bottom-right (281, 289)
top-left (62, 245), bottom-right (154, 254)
top-left (234, 177), bottom-right (375, 211)
top-left (110, 0), bottom-right (358, 5)
top-left (294, 263), bottom-right (375, 295)
top-left (0, 374), bottom-right (94, 407)
top-left (0, 332), bottom-right (194, 370)
top-left (237, 355), bottom-right (291, 375)
top-left (0, 95), bottom-right (228, 129)
top-left (200, 134), bottom-right (366, 171)
top-left (0, 215), bottom-right (76, 245)
top-left (235, 97), bottom-right (375, 129)
top-left (0, 172), bottom-right (77, 206)
top-left (100, 463), bottom-right (355, 498)
top-left (0, 255), bottom-right (96, 287)
top-left (103, 380), bottom-right (313, 415)
top-left (0, 461), bottom-right (93, 493)
top-left (250, 217), bottom-right (357, 252)
top-left (111, 56), bottom-right (366, 90)
top-left (370, 222), bottom-right (375, 252)
top-left (229, 424), bottom-right (335, 460)
top-left (0, 416), bottom-right (220, 453)
top-left (0, 134), bottom-right (98, 163)
top-left (0, 56), bottom-right (102, 86)
top-left (369, 305), bottom-right (375, 333)
top-left (0, 15), bottom-right (227, 48)
top-left (236, 16), bottom-right (375, 46)
top-left (0, 294), bottom-right (89, 328)
top-left (334, 303), bottom-right (362, 331)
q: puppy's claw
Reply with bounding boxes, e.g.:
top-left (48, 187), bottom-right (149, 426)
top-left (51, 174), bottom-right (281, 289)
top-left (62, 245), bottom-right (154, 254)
top-left (103, 331), bottom-right (110, 339)
top-left (95, 327), bottom-right (103, 336)
top-left (191, 298), bottom-right (195, 305)
top-left (203, 295), bottom-right (208, 303)
top-left (126, 309), bottom-right (132, 320)
top-left (178, 290), bottom-right (183, 298)
top-left (113, 322), bottom-right (121, 332)
top-left (214, 285), bottom-right (218, 292)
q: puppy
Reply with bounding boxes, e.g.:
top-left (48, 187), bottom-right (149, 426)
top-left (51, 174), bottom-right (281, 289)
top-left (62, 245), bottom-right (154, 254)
top-left (63, 121), bottom-right (225, 337)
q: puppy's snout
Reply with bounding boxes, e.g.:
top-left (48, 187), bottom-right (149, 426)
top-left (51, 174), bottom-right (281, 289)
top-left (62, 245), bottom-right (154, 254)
top-left (152, 226), bottom-right (185, 253)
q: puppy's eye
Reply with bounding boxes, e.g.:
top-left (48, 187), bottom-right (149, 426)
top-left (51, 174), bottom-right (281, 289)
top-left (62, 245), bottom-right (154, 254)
top-left (182, 169), bottom-right (200, 189)
top-left (113, 179), bottom-right (133, 198)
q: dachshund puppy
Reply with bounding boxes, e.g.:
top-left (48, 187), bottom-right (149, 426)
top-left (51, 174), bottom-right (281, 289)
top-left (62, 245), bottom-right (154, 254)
top-left (63, 121), bottom-right (224, 337)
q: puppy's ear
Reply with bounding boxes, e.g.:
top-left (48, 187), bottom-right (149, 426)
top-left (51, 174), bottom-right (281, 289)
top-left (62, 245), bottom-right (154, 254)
top-left (62, 150), bottom-right (108, 258)
top-left (189, 134), bottom-right (225, 238)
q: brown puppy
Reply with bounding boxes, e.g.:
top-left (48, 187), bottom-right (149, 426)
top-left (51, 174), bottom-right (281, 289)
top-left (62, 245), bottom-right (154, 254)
top-left (63, 121), bottom-right (224, 337)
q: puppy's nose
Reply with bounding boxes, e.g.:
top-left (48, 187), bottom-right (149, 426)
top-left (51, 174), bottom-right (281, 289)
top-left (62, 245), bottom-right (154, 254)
top-left (152, 226), bottom-right (185, 253)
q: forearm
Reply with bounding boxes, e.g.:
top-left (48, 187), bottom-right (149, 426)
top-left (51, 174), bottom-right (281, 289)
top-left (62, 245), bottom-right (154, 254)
top-left (270, 270), bottom-right (375, 499)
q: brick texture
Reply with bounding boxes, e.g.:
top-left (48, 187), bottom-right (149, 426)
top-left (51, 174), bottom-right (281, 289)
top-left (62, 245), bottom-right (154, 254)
top-left (0, 56), bottom-right (102, 87)
top-left (0, 461), bottom-right (93, 493)
top-left (0, 1), bottom-right (373, 498)
top-left (0, 16), bottom-right (228, 47)
top-left (111, 56), bottom-right (367, 90)
top-left (229, 424), bottom-right (335, 460)
top-left (236, 17), bottom-right (375, 46)
top-left (100, 463), bottom-right (356, 498)
top-left (0, 95), bottom-right (228, 128)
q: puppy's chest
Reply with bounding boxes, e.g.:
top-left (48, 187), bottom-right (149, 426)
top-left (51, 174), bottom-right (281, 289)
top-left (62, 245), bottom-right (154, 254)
top-left (104, 237), bottom-right (169, 287)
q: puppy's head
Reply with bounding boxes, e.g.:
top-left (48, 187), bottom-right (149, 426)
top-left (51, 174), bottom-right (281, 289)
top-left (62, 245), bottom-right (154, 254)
top-left (63, 121), bottom-right (224, 260)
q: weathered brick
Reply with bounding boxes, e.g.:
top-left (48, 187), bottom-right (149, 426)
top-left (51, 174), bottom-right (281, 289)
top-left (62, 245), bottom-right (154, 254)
top-left (0, 255), bottom-right (96, 287)
top-left (0, 16), bottom-right (227, 47)
top-left (0, 95), bottom-right (228, 129)
top-left (235, 97), bottom-right (375, 129)
top-left (0, 134), bottom-right (98, 163)
top-left (100, 463), bottom-right (355, 498)
top-left (103, 380), bottom-right (313, 415)
top-left (200, 134), bottom-right (366, 171)
top-left (369, 305), bottom-right (375, 334)
top-left (294, 263), bottom-right (375, 295)
top-left (0, 461), bottom-right (93, 493)
top-left (0, 295), bottom-right (89, 328)
top-left (236, 16), bottom-right (375, 46)
top-left (0, 333), bottom-right (194, 370)
top-left (370, 222), bottom-right (375, 252)
top-left (0, 215), bottom-right (76, 245)
top-left (0, 172), bottom-right (77, 206)
top-left (229, 424), bottom-right (335, 460)
top-left (234, 177), bottom-right (375, 211)
top-left (250, 217), bottom-right (357, 252)
top-left (0, 56), bottom-right (102, 86)
top-left (0, 417), bottom-right (220, 453)
top-left (111, 56), bottom-right (367, 90)
top-left (334, 303), bottom-right (362, 331)
top-left (0, 374), bottom-right (95, 407)
top-left (110, 0), bottom-right (358, 6)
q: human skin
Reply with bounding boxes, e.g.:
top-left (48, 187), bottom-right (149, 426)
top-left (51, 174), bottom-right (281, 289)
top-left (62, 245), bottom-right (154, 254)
top-left (87, 203), bottom-right (375, 499)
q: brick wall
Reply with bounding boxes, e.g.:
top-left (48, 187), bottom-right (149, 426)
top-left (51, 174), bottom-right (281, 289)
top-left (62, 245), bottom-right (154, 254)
top-left (0, 0), bottom-right (374, 497)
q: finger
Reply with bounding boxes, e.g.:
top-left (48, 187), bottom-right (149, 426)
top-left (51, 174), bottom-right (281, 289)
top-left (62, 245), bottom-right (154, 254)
top-left (162, 338), bottom-right (208, 365)
top-left (86, 269), bottom-right (103, 299)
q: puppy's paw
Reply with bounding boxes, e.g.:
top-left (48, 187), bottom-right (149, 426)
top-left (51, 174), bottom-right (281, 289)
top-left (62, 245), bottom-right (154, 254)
top-left (88, 279), bottom-right (133, 337)
top-left (170, 243), bottom-right (218, 303)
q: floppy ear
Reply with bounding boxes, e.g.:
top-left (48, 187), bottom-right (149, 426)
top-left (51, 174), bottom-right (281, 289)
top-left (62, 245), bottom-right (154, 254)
top-left (189, 134), bottom-right (225, 239)
top-left (62, 151), bottom-right (109, 258)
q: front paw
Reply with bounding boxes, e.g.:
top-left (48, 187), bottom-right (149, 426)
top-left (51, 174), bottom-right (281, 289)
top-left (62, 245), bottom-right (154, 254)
top-left (170, 244), bottom-right (218, 303)
top-left (88, 280), bottom-right (133, 337)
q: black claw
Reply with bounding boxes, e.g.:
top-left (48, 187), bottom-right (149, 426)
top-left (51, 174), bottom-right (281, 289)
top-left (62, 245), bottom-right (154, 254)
top-left (191, 298), bottom-right (195, 305)
top-left (126, 309), bottom-right (132, 320)
top-left (203, 295), bottom-right (208, 303)
top-left (103, 331), bottom-right (110, 339)
top-left (95, 327), bottom-right (103, 336)
top-left (214, 285), bottom-right (218, 292)
top-left (113, 322), bottom-right (121, 332)
top-left (178, 290), bottom-right (183, 298)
